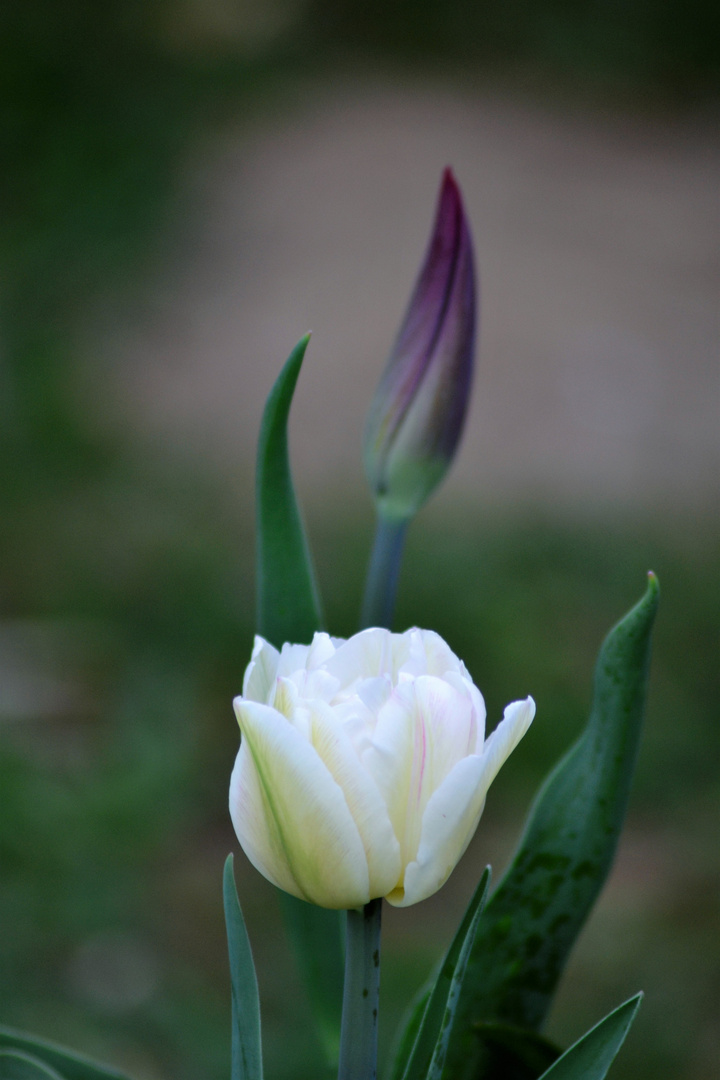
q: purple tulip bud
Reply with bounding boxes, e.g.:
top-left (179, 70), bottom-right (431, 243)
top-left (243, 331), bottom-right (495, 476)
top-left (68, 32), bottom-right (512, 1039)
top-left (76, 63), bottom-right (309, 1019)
top-left (364, 168), bottom-right (477, 521)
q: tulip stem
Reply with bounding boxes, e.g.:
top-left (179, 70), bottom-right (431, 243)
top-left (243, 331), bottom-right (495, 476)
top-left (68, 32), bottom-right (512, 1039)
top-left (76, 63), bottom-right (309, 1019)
top-left (338, 899), bottom-right (382, 1080)
top-left (361, 515), bottom-right (408, 629)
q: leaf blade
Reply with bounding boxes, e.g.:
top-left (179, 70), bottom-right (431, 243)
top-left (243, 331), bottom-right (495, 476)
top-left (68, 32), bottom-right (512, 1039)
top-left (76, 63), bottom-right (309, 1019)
top-left (224, 854), bottom-right (263, 1080)
top-left (442, 574), bottom-right (659, 1079)
top-left (252, 336), bottom-right (343, 1069)
top-left (0, 1032), bottom-right (131, 1080)
top-left (536, 994), bottom-right (642, 1080)
top-left (399, 868), bottom-right (491, 1080)
top-left (0, 1052), bottom-right (66, 1080)
top-left (256, 333), bottom-right (323, 647)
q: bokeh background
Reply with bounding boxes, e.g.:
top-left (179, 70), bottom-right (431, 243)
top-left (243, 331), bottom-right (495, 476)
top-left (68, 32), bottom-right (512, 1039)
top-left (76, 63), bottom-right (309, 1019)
top-left (1, 3), bottom-right (718, 1078)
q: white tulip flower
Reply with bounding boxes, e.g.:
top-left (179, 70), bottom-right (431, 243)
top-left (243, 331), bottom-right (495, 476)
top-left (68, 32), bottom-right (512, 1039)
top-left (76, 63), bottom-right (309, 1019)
top-left (230, 627), bottom-right (534, 910)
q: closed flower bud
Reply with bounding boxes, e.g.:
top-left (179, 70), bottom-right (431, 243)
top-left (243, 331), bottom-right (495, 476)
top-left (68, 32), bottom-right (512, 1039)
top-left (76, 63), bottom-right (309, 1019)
top-left (364, 169), bottom-right (476, 522)
top-left (230, 627), bottom-right (534, 910)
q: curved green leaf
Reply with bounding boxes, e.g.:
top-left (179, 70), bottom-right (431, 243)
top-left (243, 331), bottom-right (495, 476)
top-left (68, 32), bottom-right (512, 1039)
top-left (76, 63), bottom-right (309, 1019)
top-left (256, 333), bottom-right (323, 647)
top-left (224, 855), bottom-right (263, 1080)
top-left (0, 1052), bottom-right (65, 1080)
top-left (441, 573), bottom-right (659, 1079)
top-left (253, 336), bottom-right (342, 1069)
top-left (399, 868), bottom-right (490, 1080)
top-left (473, 1023), bottom-right (561, 1078)
top-left (388, 987), bottom-right (431, 1080)
top-left (537, 994), bottom-right (642, 1080)
top-left (0, 1032), bottom-right (131, 1080)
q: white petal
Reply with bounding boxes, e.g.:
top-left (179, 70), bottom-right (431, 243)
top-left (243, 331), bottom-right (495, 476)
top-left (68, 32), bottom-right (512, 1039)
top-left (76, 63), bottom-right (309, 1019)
top-left (416, 629), bottom-right (466, 677)
top-left (230, 700), bottom-right (371, 908)
top-left (276, 641), bottom-right (313, 680)
top-left (363, 676), bottom-right (472, 869)
top-left (387, 695), bottom-right (535, 908)
top-left (443, 670), bottom-right (486, 749)
top-left (308, 700), bottom-right (402, 898)
top-left (306, 631), bottom-right (338, 669)
top-left (361, 682), bottom-right (417, 861)
top-left (325, 627), bottom-right (394, 687)
top-left (242, 635), bottom-right (279, 702)
top-left (478, 697), bottom-right (535, 791)
top-left (387, 753), bottom-right (487, 907)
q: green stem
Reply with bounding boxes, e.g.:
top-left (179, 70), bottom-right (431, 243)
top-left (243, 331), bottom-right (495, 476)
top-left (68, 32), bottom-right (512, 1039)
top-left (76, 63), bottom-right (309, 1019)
top-left (337, 899), bottom-right (382, 1080)
top-left (361, 516), bottom-right (408, 629)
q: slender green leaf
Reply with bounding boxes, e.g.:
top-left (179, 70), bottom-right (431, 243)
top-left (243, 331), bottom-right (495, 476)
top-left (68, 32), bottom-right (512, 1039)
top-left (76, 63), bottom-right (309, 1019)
top-left (0, 1032), bottom-right (131, 1080)
top-left (537, 994), bottom-right (642, 1080)
top-left (441, 573), bottom-right (659, 1079)
top-left (256, 333), bottom-right (323, 647)
top-left (253, 336), bottom-right (343, 1068)
top-left (224, 855), bottom-right (263, 1080)
top-left (0, 1052), bottom-right (65, 1080)
top-left (400, 868), bottom-right (491, 1080)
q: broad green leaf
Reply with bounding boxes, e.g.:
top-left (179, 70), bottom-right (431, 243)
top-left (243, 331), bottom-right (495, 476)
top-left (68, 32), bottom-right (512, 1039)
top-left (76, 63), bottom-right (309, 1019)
top-left (400, 868), bottom-right (490, 1080)
top-left (276, 891), bottom-right (344, 1069)
top-left (0, 1052), bottom-right (65, 1080)
top-left (537, 994), bottom-right (642, 1080)
top-left (0, 1032), bottom-right (131, 1080)
top-left (253, 336), bottom-right (343, 1069)
top-left (224, 855), bottom-right (263, 1080)
top-left (441, 573), bottom-right (659, 1079)
top-left (256, 333), bottom-right (323, 647)
top-left (388, 988), bottom-right (430, 1080)
top-left (473, 1023), bottom-right (561, 1079)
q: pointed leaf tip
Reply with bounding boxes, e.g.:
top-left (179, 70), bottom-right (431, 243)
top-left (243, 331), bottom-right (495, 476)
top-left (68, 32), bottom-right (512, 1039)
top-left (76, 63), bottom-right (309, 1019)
top-left (440, 578), bottom-right (658, 1079)
top-left (256, 334), bottom-right (323, 646)
top-left (536, 993), bottom-right (643, 1080)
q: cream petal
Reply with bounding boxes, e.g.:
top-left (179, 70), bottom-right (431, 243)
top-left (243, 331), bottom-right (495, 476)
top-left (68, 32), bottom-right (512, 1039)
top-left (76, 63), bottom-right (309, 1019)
top-left (242, 635), bottom-right (279, 702)
top-left (308, 700), bottom-right (402, 898)
top-left (269, 676), bottom-right (298, 719)
top-left (231, 700), bottom-right (371, 908)
top-left (229, 743), bottom-right (302, 896)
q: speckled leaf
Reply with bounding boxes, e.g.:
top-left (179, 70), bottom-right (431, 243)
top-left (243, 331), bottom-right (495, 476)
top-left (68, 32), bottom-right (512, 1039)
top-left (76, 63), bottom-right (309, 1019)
top-left (472, 1023), bottom-right (561, 1078)
top-left (399, 868), bottom-right (490, 1080)
top-left (536, 994), bottom-right (642, 1080)
top-left (254, 337), bottom-right (342, 1069)
top-left (0, 1033), bottom-right (131, 1080)
top-left (440, 573), bottom-right (659, 1079)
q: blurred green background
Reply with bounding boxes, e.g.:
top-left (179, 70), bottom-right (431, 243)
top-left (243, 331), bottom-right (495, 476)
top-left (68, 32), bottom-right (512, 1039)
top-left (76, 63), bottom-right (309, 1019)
top-left (1, 3), bottom-right (718, 1079)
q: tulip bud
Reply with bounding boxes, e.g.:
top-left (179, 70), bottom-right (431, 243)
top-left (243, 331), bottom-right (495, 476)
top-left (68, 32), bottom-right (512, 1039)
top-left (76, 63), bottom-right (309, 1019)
top-left (364, 168), bottom-right (476, 522)
top-left (230, 628), bottom-right (534, 910)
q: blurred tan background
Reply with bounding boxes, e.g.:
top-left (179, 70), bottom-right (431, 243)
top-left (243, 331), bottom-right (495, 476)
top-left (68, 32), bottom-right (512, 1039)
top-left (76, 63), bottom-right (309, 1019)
top-left (110, 77), bottom-right (718, 515)
top-left (1, 3), bottom-right (719, 1079)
